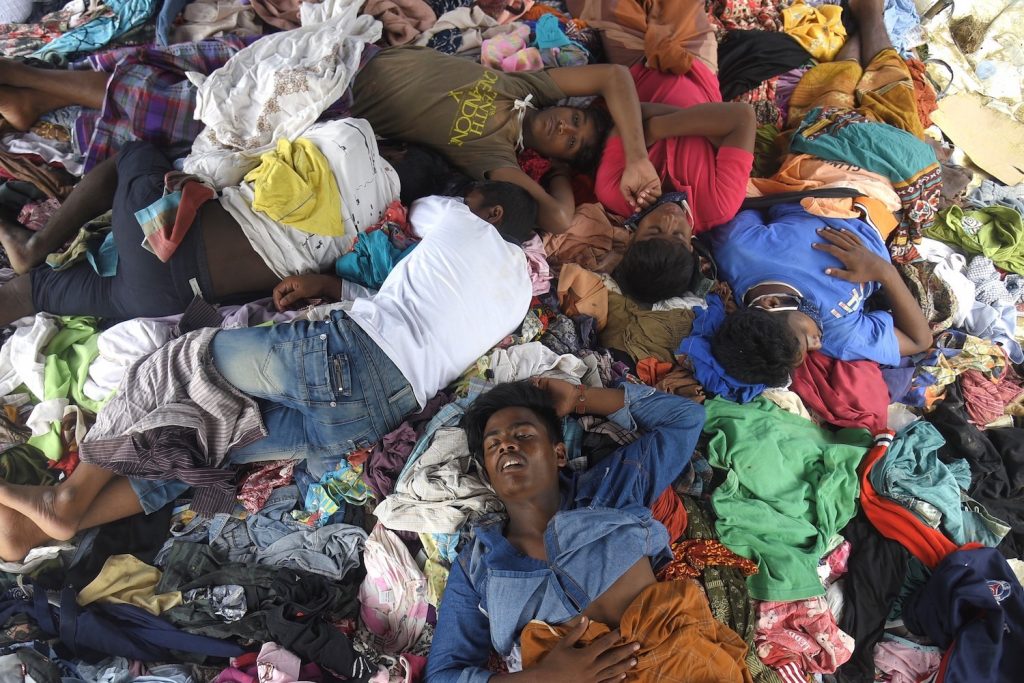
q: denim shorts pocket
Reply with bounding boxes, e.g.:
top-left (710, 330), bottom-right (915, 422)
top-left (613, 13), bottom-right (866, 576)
top-left (270, 335), bottom-right (333, 405)
top-left (328, 353), bottom-right (353, 399)
top-left (385, 383), bottom-right (418, 423)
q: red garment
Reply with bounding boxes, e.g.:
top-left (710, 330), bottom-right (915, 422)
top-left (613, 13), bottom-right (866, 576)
top-left (236, 459), bottom-right (296, 514)
top-left (651, 486), bottom-right (688, 541)
top-left (367, 199), bottom-right (410, 234)
top-left (658, 539), bottom-right (759, 580)
top-left (960, 369), bottom-right (1024, 427)
top-left (637, 356), bottom-right (674, 386)
top-left (595, 61), bottom-right (753, 232)
top-left (790, 351), bottom-right (888, 434)
top-left (859, 433), bottom-right (958, 569)
top-left (48, 450), bottom-right (79, 477)
top-left (905, 58), bottom-right (937, 129)
top-left (144, 178), bottom-right (215, 262)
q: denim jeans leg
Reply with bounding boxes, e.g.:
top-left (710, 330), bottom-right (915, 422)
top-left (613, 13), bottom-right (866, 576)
top-left (212, 313), bottom-right (417, 469)
top-left (129, 478), bottom-right (192, 515)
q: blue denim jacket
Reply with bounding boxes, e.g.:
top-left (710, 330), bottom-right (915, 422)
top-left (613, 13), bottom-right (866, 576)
top-left (425, 384), bottom-right (705, 683)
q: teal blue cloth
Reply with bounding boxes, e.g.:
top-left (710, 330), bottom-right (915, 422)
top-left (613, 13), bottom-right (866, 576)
top-left (870, 420), bottom-right (1010, 547)
top-left (534, 14), bottom-right (573, 49)
top-left (789, 107), bottom-right (937, 184)
top-left (87, 233), bottom-right (119, 276)
top-left (335, 230), bottom-right (415, 289)
top-left (33, 0), bottom-right (157, 59)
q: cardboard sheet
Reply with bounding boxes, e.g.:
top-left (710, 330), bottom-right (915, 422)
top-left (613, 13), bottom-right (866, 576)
top-left (932, 93), bottom-right (1024, 186)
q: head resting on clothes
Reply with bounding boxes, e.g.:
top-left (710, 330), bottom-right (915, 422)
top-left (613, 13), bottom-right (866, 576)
top-left (525, 105), bottom-right (612, 172)
top-left (626, 192), bottom-right (694, 249)
top-left (464, 180), bottom-right (538, 245)
top-left (710, 307), bottom-right (806, 387)
top-left (379, 140), bottom-right (470, 206)
top-left (462, 380), bottom-right (566, 501)
top-left (613, 238), bottom-right (696, 305)
top-left (613, 192), bottom-right (698, 304)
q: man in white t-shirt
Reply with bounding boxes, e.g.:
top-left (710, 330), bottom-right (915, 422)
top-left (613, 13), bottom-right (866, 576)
top-left (209, 181), bottom-right (539, 470)
top-left (0, 182), bottom-right (538, 563)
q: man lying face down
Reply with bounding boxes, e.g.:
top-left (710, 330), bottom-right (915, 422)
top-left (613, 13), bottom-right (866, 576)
top-left (426, 379), bottom-right (753, 683)
top-left (707, 202), bottom-right (932, 387)
top-left (0, 120), bottom-right (504, 326)
top-left (0, 181), bottom-right (540, 563)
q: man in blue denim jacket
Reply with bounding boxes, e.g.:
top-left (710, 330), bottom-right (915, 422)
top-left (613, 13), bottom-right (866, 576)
top-left (426, 377), bottom-right (705, 683)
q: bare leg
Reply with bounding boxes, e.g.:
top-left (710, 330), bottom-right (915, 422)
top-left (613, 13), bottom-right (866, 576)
top-left (0, 274), bottom-right (35, 327)
top-left (0, 59), bottom-right (108, 107)
top-left (835, 32), bottom-right (861, 63)
top-left (0, 475), bottom-right (144, 562)
top-left (0, 64), bottom-right (108, 131)
top-left (0, 86), bottom-right (77, 132)
top-left (0, 154), bottom-right (118, 274)
top-left (0, 506), bottom-right (50, 563)
top-left (0, 462), bottom-right (121, 541)
top-left (847, 0), bottom-right (892, 67)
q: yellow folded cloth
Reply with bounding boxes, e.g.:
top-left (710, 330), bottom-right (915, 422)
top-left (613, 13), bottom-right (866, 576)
top-left (245, 137), bottom-right (344, 236)
top-left (78, 554), bottom-right (183, 615)
top-left (783, 0), bottom-right (847, 62)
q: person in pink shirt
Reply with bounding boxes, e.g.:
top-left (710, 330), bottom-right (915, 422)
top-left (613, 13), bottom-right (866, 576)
top-left (594, 1), bottom-right (756, 239)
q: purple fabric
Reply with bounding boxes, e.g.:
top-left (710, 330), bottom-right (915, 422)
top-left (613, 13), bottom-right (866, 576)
top-left (774, 65), bottom-right (812, 122)
top-left (407, 391), bottom-right (453, 436)
top-left (882, 365), bottom-right (916, 403)
top-left (363, 422), bottom-right (417, 499)
top-left (74, 36), bottom-right (257, 172)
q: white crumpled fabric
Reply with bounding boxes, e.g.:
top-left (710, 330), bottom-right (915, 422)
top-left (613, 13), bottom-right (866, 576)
top-left (0, 313), bottom-right (60, 401)
top-left (183, 0), bottom-right (382, 187)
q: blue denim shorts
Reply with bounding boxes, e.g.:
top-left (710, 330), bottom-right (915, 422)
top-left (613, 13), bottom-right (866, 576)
top-left (130, 310), bottom-right (418, 513)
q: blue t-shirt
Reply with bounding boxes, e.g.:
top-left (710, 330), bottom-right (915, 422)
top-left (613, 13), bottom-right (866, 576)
top-left (709, 203), bottom-right (901, 365)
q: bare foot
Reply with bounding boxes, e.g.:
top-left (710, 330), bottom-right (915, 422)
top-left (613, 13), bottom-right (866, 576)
top-left (0, 481), bottom-right (78, 542)
top-left (0, 219), bottom-right (38, 274)
top-left (0, 503), bottom-right (51, 563)
top-left (0, 85), bottom-right (63, 132)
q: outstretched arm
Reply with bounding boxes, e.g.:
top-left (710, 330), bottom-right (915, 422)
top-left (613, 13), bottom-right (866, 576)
top-left (273, 274), bottom-right (342, 311)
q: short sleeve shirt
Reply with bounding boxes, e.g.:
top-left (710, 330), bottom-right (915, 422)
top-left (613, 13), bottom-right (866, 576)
top-left (352, 46), bottom-right (567, 179)
top-left (595, 61), bottom-right (752, 231)
top-left (710, 203), bottom-right (902, 366)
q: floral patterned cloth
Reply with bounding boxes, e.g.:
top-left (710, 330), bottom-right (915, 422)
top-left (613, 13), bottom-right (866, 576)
top-left (755, 596), bottom-right (855, 675)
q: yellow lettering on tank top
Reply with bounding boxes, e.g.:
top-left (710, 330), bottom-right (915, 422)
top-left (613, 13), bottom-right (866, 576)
top-left (448, 70), bottom-right (500, 147)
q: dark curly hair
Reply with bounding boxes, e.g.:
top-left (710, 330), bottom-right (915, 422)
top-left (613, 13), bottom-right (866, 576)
top-left (711, 308), bottom-right (803, 387)
top-left (570, 106), bottom-right (613, 174)
top-left (461, 381), bottom-right (562, 463)
top-left (469, 180), bottom-right (538, 245)
top-left (613, 239), bottom-right (697, 305)
top-left (379, 141), bottom-right (466, 206)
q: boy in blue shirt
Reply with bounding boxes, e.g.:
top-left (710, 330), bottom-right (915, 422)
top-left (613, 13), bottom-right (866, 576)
top-left (425, 378), bottom-right (752, 683)
top-left (707, 202), bottom-right (931, 387)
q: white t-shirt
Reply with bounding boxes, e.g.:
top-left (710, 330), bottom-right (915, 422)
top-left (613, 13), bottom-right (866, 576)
top-left (346, 196), bottom-right (532, 408)
top-left (219, 118), bottom-right (400, 278)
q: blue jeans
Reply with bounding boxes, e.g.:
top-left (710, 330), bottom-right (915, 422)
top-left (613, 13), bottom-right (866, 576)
top-left (130, 311), bottom-right (418, 512)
